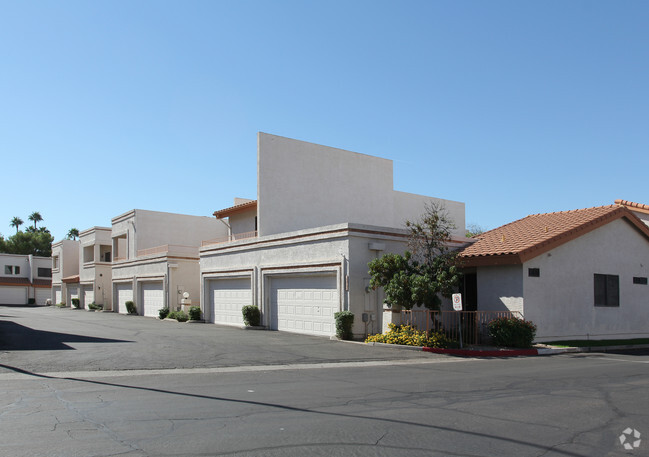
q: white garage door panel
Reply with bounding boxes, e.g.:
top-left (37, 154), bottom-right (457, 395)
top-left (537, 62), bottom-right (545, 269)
top-left (141, 282), bottom-right (164, 317)
top-left (209, 278), bottom-right (251, 325)
top-left (271, 275), bottom-right (338, 337)
top-left (0, 286), bottom-right (28, 305)
top-left (115, 284), bottom-right (133, 314)
top-left (35, 288), bottom-right (51, 305)
top-left (82, 286), bottom-right (94, 308)
top-left (54, 288), bottom-right (62, 305)
top-left (67, 286), bottom-right (79, 307)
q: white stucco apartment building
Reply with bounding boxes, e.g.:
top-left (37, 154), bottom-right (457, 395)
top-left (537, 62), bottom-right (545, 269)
top-left (200, 133), bottom-right (466, 338)
top-left (79, 227), bottom-right (113, 308)
top-left (0, 253), bottom-right (52, 305)
top-left (111, 209), bottom-right (228, 316)
top-left (51, 239), bottom-right (80, 306)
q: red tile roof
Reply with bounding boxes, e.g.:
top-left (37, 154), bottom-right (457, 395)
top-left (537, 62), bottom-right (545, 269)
top-left (62, 275), bottom-right (80, 283)
top-left (615, 199), bottom-right (649, 215)
top-left (459, 205), bottom-right (649, 267)
top-left (213, 200), bottom-right (257, 219)
top-left (0, 277), bottom-right (31, 286)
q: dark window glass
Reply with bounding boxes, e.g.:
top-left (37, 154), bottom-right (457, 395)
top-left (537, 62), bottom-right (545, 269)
top-left (528, 268), bottom-right (540, 277)
top-left (594, 274), bottom-right (619, 307)
top-left (633, 277), bottom-right (648, 285)
top-left (38, 267), bottom-right (52, 278)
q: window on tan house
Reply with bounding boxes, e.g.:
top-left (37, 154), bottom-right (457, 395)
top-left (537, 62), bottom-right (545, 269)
top-left (14, 266), bottom-right (20, 275)
top-left (4, 265), bottom-right (12, 275)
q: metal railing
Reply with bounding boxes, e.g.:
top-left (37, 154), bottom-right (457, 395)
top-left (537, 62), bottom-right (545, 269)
top-left (399, 310), bottom-right (523, 346)
top-left (201, 230), bottom-right (258, 247)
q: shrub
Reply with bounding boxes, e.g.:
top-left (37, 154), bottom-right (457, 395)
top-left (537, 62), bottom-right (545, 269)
top-left (487, 317), bottom-right (537, 348)
top-left (71, 298), bottom-right (80, 308)
top-left (242, 305), bottom-right (261, 327)
top-left (168, 310), bottom-right (189, 322)
top-left (188, 306), bottom-right (202, 321)
top-left (28, 298), bottom-right (35, 305)
top-left (366, 323), bottom-right (454, 348)
top-left (159, 307), bottom-right (170, 319)
top-left (88, 302), bottom-right (102, 310)
top-left (56, 302), bottom-right (66, 308)
top-left (334, 310), bottom-right (355, 340)
top-left (125, 300), bottom-right (137, 314)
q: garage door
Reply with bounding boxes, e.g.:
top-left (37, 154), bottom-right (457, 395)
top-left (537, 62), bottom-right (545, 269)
top-left (35, 288), bottom-right (51, 305)
top-left (141, 282), bottom-right (164, 317)
top-left (270, 274), bottom-right (338, 337)
top-left (82, 286), bottom-right (95, 308)
top-left (54, 287), bottom-right (62, 305)
top-left (0, 286), bottom-right (28, 305)
top-left (115, 283), bottom-right (133, 314)
top-left (208, 277), bottom-right (251, 325)
top-left (67, 286), bottom-right (79, 306)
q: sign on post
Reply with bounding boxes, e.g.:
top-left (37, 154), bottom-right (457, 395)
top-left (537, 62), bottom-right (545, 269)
top-left (452, 293), bottom-right (463, 311)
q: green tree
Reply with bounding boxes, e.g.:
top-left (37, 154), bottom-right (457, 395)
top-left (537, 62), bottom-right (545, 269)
top-left (3, 230), bottom-right (54, 257)
top-left (28, 211), bottom-right (43, 230)
top-left (10, 216), bottom-right (23, 234)
top-left (368, 203), bottom-right (462, 310)
top-left (67, 228), bottom-right (80, 240)
top-left (466, 223), bottom-right (486, 238)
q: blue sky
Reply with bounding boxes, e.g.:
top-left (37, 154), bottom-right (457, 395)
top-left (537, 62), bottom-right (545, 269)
top-left (1, 0), bottom-right (647, 241)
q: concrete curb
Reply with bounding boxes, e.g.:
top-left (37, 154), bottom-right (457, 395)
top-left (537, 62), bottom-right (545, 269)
top-left (361, 342), bottom-right (649, 357)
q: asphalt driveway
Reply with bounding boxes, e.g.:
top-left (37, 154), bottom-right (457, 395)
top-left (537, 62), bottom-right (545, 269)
top-left (0, 306), bottom-right (436, 374)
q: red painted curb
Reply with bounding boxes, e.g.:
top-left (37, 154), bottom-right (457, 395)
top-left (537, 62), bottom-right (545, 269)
top-left (422, 347), bottom-right (539, 357)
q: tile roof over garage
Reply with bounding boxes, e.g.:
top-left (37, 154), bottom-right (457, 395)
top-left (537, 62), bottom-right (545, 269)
top-left (459, 205), bottom-right (649, 267)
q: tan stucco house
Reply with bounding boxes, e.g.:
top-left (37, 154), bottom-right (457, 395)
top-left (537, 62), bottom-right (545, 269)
top-left (459, 203), bottom-right (649, 342)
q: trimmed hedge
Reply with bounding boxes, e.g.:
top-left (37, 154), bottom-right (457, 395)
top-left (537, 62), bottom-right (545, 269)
top-left (159, 307), bottom-right (170, 319)
top-left (188, 306), bottom-right (202, 321)
top-left (488, 317), bottom-right (537, 348)
top-left (168, 310), bottom-right (189, 322)
top-left (71, 298), bottom-right (80, 309)
top-left (125, 300), bottom-right (137, 314)
top-left (242, 305), bottom-right (260, 327)
top-left (334, 311), bottom-right (354, 340)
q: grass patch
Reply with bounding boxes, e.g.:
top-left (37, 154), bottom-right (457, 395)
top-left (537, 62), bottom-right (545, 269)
top-left (544, 338), bottom-right (649, 348)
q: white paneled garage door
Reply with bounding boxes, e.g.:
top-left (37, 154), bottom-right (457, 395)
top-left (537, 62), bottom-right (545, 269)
top-left (270, 274), bottom-right (338, 337)
top-left (67, 286), bottom-right (79, 306)
top-left (141, 282), bottom-right (164, 317)
top-left (35, 288), bottom-right (51, 305)
top-left (208, 277), bottom-right (251, 325)
top-left (115, 283), bottom-right (133, 314)
top-left (54, 287), bottom-right (62, 305)
top-left (82, 286), bottom-right (94, 308)
top-left (0, 286), bottom-right (28, 305)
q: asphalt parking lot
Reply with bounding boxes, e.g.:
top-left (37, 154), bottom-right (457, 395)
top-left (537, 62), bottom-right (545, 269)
top-left (0, 305), bottom-right (437, 374)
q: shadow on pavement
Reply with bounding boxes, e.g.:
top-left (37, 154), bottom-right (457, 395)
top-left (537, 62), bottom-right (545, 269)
top-left (0, 320), bottom-right (133, 350)
top-left (0, 363), bottom-right (588, 457)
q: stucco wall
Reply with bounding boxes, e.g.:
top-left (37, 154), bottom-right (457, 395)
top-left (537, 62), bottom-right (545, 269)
top-left (257, 133), bottom-right (465, 238)
top-left (112, 256), bottom-right (199, 311)
top-left (229, 208), bottom-right (257, 235)
top-left (200, 223), bottom-right (417, 338)
top-left (112, 210), bottom-right (227, 260)
top-left (523, 219), bottom-right (649, 341)
top-left (476, 264), bottom-right (524, 313)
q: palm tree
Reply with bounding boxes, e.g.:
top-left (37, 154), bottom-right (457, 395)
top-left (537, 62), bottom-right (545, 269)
top-left (10, 217), bottom-right (23, 233)
top-left (28, 211), bottom-right (43, 230)
top-left (67, 228), bottom-right (80, 240)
